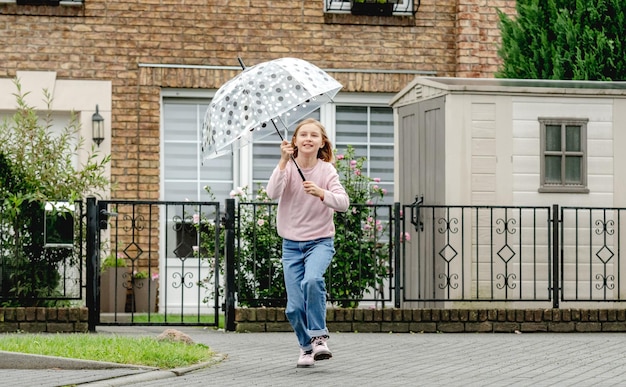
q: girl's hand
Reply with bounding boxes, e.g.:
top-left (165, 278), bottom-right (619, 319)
top-left (280, 140), bottom-right (294, 161)
top-left (278, 140), bottom-right (294, 170)
top-left (303, 181), bottom-right (324, 200)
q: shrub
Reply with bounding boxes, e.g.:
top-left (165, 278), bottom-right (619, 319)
top-left (331, 145), bottom-right (389, 307)
top-left (0, 79), bottom-right (111, 306)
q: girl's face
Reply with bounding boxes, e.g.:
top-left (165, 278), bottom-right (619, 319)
top-left (293, 123), bottom-right (324, 157)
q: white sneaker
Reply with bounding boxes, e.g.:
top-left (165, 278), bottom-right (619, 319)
top-left (297, 348), bottom-right (315, 368)
top-left (312, 336), bottom-right (332, 361)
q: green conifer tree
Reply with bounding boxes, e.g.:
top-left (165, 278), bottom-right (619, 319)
top-left (497, 0), bottom-right (626, 80)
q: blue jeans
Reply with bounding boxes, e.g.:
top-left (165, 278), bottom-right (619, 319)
top-left (282, 237), bottom-right (334, 350)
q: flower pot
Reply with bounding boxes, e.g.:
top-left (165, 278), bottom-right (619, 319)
top-left (132, 278), bottom-right (158, 313)
top-left (100, 267), bottom-right (130, 313)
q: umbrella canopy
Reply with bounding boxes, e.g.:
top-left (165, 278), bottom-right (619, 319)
top-left (202, 57), bottom-right (343, 160)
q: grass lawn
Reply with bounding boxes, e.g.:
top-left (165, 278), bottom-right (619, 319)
top-left (0, 333), bottom-right (216, 369)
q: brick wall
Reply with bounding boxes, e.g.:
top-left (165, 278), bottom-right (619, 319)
top-left (456, 0), bottom-right (517, 77)
top-left (0, 307), bottom-right (89, 333)
top-left (236, 308), bottom-right (626, 333)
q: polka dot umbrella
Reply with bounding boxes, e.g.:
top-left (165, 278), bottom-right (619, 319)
top-left (202, 57), bottom-right (343, 179)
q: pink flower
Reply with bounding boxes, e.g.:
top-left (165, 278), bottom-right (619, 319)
top-left (373, 177), bottom-right (381, 182)
top-left (400, 232), bottom-right (411, 243)
top-left (192, 245), bottom-right (199, 252)
top-left (355, 169), bottom-right (361, 176)
top-left (350, 160), bottom-right (357, 166)
top-left (373, 185), bottom-right (379, 190)
top-left (151, 273), bottom-right (159, 281)
top-left (337, 154), bottom-right (344, 160)
top-left (257, 219), bottom-right (265, 226)
top-left (382, 189), bottom-right (388, 195)
top-left (192, 213), bottom-right (200, 224)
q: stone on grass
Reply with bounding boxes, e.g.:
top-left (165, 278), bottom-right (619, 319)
top-left (156, 329), bottom-right (195, 345)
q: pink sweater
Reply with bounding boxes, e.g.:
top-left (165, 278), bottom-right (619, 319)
top-left (266, 160), bottom-right (350, 241)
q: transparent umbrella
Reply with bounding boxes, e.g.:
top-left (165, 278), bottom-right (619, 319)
top-left (202, 57), bottom-right (343, 180)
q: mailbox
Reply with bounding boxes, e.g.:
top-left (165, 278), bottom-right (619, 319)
top-left (44, 201), bottom-right (75, 248)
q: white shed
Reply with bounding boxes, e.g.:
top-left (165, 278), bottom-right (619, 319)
top-left (390, 77), bottom-right (626, 208)
top-left (389, 78), bottom-right (626, 307)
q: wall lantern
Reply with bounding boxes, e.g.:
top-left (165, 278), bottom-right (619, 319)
top-left (92, 104), bottom-right (104, 146)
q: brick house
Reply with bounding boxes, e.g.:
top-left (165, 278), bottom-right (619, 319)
top-left (0, 1), bottom-right (516, 313)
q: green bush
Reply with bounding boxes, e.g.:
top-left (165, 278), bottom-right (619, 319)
top-left (497, 0), bottom-right (626, 80)
top-left (0, 79), bottom-right (111, 306)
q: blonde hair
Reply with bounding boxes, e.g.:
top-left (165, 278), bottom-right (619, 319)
top-left (291, 118), bottom-right (334, 163)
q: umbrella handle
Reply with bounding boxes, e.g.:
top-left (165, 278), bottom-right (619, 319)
top-left (290, 155), bottom-right (306, 182)
top-left (270, 119), bottom-right (306, 182)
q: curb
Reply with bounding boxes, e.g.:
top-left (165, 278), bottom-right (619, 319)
top-left (80, 353), bottom-right (228, 386)
top-left (0, 350), bottom-right (158, 370)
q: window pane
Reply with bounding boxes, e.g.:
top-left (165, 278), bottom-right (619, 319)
top-left (370, 145), bottom-right (394, 182)
top-left (545, 156), bottom-right (561, 183)
top-left (565, 125), bottom-right (581, 151)
top-left (164, 99), bottom-right (234, 202)
top-left (370, 107), bottom-right (394, 142)
top-left (164, 142), bottom-right (198, 180)
top-left (336, 106), bottom-right (368, 144)
top-left (165, 181), bottom-right (197, 201)
top-left (565, 156), bottom-right (582, 184)
top-left (545, 125), bottom-right (561, 151)
top-left (200, 154), bottom-right (232, 181)
top-left (253, 142), bottom-right (281, 183)
top-left (163, 103), bottom-right (207, 142)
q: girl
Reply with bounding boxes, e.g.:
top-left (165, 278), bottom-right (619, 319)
top-left (266, 118), bottom-right (349, 368)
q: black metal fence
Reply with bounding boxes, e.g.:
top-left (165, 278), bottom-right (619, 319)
top-left (403, 203), bottom-right (554, 305)
top-left (91, 198), bottom-right (223, 328)
top-left (560, 206), bottom-right (626, 303)
top-left (4, 197), bottom-right (626, 331)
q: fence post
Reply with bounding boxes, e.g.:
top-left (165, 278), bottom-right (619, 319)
top-left (224, 198), bottom-right (236, 331)
top-left (394, 202), bottom-right (401, 308)
top-left (86, 197), bottom-right (99, 332)
top-left (552, 204), bottom-right (560, 309)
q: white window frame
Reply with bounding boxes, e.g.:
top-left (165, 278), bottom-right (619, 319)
top-left (161, 89), bottom-right (395, 203)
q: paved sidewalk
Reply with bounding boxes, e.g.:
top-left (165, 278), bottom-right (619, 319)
top-left (3, 326), bottom-right (626, 386)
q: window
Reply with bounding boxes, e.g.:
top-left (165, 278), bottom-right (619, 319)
top-left (334, 105), bottom-right (394, 204)
top-left (324, 0), bottom-right (414, 16)
top-left (162, 96), bottom-right (234, 202)
top-left (538, 118), bottom-right (589, 193)
top-left (162, 91), bottom-right (395, 204)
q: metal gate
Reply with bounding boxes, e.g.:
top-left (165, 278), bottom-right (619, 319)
top-left (85, 198), bottom-right (229, 330)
